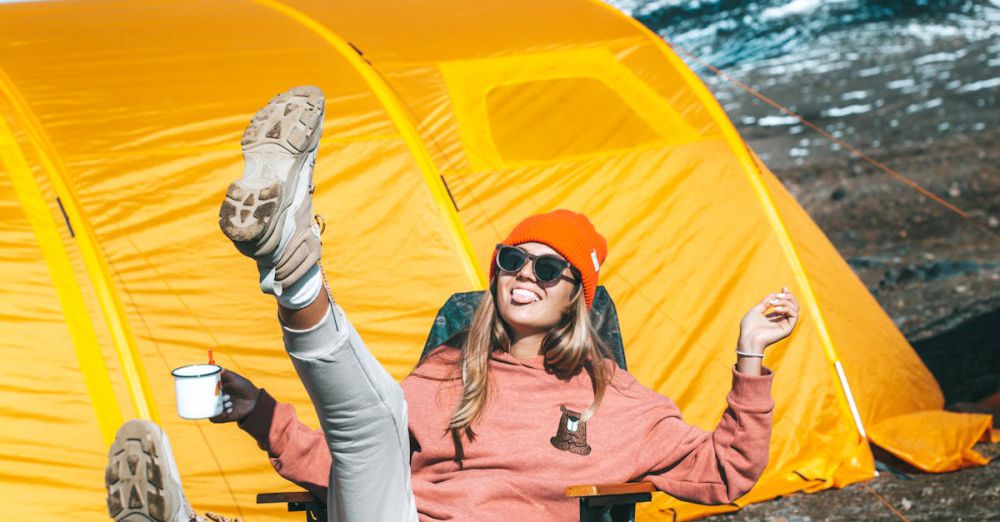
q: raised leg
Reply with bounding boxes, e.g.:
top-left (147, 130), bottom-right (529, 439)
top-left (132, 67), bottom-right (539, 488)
top-left (281, 299), bottom-right (416, 521)
top-left (219, 86), bottom-right (417, 521)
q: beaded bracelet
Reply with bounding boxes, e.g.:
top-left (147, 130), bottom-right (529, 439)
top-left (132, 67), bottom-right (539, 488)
top-left (735, 350), bottom-right (765, 358)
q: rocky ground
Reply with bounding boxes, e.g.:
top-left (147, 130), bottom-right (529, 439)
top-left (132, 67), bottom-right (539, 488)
top-left (720, 443), bottom-right (1000, 521)
top-left (671, 7), bottom-right (999, 521)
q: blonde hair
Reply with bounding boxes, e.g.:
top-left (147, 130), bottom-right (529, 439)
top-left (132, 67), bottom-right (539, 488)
top-left (446, 277), bottom-right (613, 465)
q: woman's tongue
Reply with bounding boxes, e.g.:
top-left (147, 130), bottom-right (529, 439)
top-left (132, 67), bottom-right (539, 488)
top-left (511, 288), bottom-right (540, 305)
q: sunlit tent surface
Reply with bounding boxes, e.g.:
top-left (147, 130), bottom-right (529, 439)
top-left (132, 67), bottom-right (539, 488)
top-left (0, 0), bottom-right (992, 520)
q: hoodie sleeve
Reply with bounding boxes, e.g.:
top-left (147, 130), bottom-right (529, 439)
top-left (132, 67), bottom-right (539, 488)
top-left (238, 389), bottom-right (332, 502)
top-left (632, 367), bottom-right (774, 504)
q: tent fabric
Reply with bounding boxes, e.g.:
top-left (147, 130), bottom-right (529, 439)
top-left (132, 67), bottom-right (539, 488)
top-left (0, 0), bottom-right (990, 520)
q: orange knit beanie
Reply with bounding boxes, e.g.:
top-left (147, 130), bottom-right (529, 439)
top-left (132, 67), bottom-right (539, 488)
top-left (490, 209), bottom-right (607, 308)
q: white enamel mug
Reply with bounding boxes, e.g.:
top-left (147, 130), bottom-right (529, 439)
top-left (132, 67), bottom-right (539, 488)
top-left (172, 364), bottom-right (223, 419)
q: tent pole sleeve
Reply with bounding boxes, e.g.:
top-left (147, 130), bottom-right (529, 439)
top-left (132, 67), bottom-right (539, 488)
top-left (0, 68), bottom-right (158, 424)
top-left (254, 0), bottom-right (487, 291)
top-left (835, 361), bottom-right (867, 438)
top-left (0, 105), bottom-right (124, 445)
top-left (592, 1), bottom-right (867, 440)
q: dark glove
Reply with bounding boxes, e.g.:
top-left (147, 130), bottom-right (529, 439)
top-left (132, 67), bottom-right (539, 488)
top-left (209, 369), bottom-right (261, 424)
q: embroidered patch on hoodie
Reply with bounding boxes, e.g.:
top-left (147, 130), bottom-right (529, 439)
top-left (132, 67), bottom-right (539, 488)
top-left (550, 405), bottom-right (592, 456)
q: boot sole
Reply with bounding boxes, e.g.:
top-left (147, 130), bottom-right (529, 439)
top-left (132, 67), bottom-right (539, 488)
top-left (105, 420), bottom-right (179, 522)
top-left (219, 86), bottom-right (325, 244)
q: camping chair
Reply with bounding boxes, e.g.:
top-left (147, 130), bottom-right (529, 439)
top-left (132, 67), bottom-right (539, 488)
top-left (258, 286), bottom-right (654, 521)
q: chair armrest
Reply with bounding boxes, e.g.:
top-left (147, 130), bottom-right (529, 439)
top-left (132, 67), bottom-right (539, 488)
top-left (565, 482), bottom-right (656, 498)
top-left (256, 491), bottom-right (321, 504)
top-left (257, 491), bottom-right (326, 519)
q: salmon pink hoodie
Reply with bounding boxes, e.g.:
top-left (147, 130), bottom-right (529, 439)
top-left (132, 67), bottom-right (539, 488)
top-left (240, 346), bottom-right (774, 520)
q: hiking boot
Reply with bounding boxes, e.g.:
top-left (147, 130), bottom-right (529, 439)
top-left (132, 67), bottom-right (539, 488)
top-left (105, 420), bottom-right (193, 522)
top-left (219, 86), bottom-right (325, 295)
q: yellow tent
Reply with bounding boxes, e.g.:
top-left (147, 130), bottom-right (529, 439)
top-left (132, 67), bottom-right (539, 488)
top-left (0, 0), bottom-right (991, 520)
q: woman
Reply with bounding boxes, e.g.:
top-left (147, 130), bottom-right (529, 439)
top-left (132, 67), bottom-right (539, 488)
top-left (218, 86), bottom-right (798, 521)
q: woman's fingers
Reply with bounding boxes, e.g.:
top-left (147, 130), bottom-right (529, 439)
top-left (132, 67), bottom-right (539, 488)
top-left (769, 296), bottom-right (798, 314)
top-left (763, 291), bottom-right (797, 313)
top-left (742, 287), bottom-right (800, 349)
top-left (770, 298), bottom-right (798, 315)
top-left (747, 288), bottom-right (799, 325)
top-left (776, 291), bottom-right (799, 308)
top-left (763, 289), bottom-right (798, 325)
top-left (754, 292), bottom-right (782, 312)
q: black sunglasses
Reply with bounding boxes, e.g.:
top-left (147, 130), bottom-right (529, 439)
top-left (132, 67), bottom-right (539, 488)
top-left (495, 244), bottom-right (578, 285)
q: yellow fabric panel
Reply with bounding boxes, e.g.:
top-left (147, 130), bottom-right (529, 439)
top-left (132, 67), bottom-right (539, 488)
top-left (868, 411), bottom-right (991, 473)
top-left (757, 162), bottom-right (990, 473)
top-left (0, 116), bottom-right (113, 519)
top-left (759, 167), bottom-right (944, 425)
top-left (613, 41), bottom-right (722, 138)
top-left (294, 0), bottom-right (640, 62)
top-left (0, 0), bottom-right (394, 163)
top-left (0, 64), bottom-right (160, 423)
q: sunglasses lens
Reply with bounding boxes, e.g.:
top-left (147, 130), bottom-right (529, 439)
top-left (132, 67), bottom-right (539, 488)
top-left (534, 257), bottom-right (565, 283)
top-left (497, 246), bottom-right (527, 273)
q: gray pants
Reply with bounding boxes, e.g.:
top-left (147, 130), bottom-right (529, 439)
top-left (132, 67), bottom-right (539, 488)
top-left (282, 302), bottom-right (418, 522)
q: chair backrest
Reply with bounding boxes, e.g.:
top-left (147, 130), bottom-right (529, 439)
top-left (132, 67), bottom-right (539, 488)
top-left (420, 285), bottom-right (627, 370)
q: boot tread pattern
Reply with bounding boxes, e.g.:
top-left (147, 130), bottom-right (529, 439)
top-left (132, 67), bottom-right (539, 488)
top-left (105, 421), bottom-right (176, 522)
top-left (221, 86), bottom-right (324, 243)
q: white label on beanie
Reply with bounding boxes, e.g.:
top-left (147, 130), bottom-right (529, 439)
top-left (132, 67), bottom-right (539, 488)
top-left (591, 249), bottom-right (600, 272)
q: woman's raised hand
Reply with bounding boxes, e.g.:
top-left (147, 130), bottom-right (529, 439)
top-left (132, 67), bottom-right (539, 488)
top-left (737, 287), bottom-right (800, 355)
